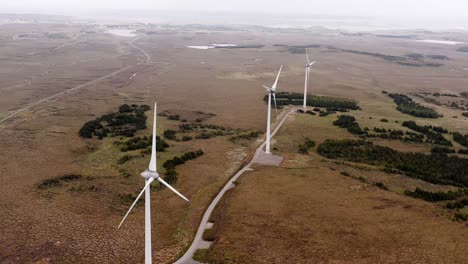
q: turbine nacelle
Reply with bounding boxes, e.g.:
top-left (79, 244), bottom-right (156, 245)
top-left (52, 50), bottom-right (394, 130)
top-left (305, 61), bottom-right (316, 68)
top-left (141, 170), bottom-right (160, 179)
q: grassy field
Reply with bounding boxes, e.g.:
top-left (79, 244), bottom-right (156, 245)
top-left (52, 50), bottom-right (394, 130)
top-left (204, 111), bottom-right (468, 263)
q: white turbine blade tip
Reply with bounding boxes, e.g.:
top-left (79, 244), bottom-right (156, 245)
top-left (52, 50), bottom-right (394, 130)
top-left (117, 178), bottom-right (154, 229)
top-left (272, 65), bottom-right (283, 91)
top-left (149, 101), bottom-right (157, 172)
top-left (157, 178), bottom-right (189, 202)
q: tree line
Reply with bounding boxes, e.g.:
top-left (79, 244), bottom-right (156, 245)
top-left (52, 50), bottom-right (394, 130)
top-left (317, 139), bottom-right (468, 187)
top-left (265, 92), bottom-right (360, 110)
top-left (388, 93), bottom-right (441, 118)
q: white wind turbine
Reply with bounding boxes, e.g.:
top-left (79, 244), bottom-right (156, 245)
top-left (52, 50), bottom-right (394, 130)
top-left (303, 49), bottom-right (316, 108)
top-left (262, 65), bottom-right (283, 154)
top-left (118, 102), bottom-right (189, 264)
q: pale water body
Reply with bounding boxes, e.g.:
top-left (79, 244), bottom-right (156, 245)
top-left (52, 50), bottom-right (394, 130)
top-left (107, 29), bottom-right (136, 37)
top-left (187, 44), bottom-right (238, 49)
top-left (416, 39), bottom-right (464, 45)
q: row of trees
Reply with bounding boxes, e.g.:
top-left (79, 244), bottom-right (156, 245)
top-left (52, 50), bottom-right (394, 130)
top-left (332, 115), bottom-right (429, 144)
top-left (265, 92), bottom-right (360, 110)
top-left (317, 139), bottom-right (468, 187)
top-left (402, 121), bottom-right (452, 146)
top-left (388, 93), bottom-right (441, 118)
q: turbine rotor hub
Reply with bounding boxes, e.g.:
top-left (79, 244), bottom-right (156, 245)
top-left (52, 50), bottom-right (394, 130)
top-left (141, 170), bottom-right (160, 179)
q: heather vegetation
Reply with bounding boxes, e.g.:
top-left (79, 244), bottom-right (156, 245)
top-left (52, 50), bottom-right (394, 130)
top-left (317, 139), bottom-right (468, 187)
top-left (79, 104), bottom-right (150, 139)
top-left (387, 93), bottom-right (441, 118)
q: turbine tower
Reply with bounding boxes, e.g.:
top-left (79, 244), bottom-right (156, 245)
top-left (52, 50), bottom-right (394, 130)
top-left (118, 102), bottom-right (189, 264)
top-left (303, 49), bottom-right (316, 108)
top-left (263, 65), bottom-right (282, 154)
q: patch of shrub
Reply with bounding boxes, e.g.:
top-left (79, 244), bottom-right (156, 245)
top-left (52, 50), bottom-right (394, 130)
top-left (333, 115), bottom-right (366, 135)
top-left (459, 149), bottom-right (468, 155)
top-left (402, 121), bottom-right (452, 146)
top-left (161, 150), bottom-right (204, 183)
top-left (388, 93), bottom-right (441, 118)
top-left (118, 136), bottom-right (168, 152)
top-left (453, 132), bottom-right (468, 147)
top-left (37, 174), bottom-right (82, 189)
top-left (119, 193), bottom-right (144, 206)
top-left (181, 136), bottom-right (193, 142)
top-left (374, 182), bottom-right (389, 190)
top-left (230, 130), bottom-right (261, 142)
top-left (79, 104), bottom-right (150, 139)
top-left (298, 138), bottom-right (316, 154)
top-left (317, 139), bottom-right (468, 187)
top-left (404, 187), bottom-right (467, 202)
top-left (446, 201), bottom-right (465, 210)
top-left (431, 146), bottom-right (455, 154)
top-left (117, 155), bottom-right (135, 164)
top-left (193, 249), bottom-right (210, 263)
top-left (202, 228), bottom-right (217, 242)
top-left (163, 129), bottom-right (177, 140)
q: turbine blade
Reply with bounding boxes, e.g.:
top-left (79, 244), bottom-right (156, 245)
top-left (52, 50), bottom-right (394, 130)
top-left (157, 177), bottom-right (189, 202)
top-left (118, 178), bottom-right (154, 229)
top-left (273, 93), bottom-right (278, 116)
top-left (309, 61), bottom-right (316, 66)
top-left (306, 48), bottom-right (310, 64)
top-left (262, 85), bottom-right (272, 92)
top-left (271, 65), bottom-right (283, 91)
top-left (149, 102), bottom-right (157, 172)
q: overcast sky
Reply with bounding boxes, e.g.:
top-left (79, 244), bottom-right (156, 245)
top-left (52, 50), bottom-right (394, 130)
top-left (1, 0), bottom-right (468, 18)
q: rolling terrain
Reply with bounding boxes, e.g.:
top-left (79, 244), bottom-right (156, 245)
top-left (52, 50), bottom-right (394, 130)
top-left (0, 19), bottom-right (467, 263)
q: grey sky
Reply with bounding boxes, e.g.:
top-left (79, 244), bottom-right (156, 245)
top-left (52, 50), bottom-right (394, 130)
top-left (2, 0), bottom-right (468, 17)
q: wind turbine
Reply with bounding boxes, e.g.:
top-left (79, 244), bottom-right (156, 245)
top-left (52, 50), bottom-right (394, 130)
top-left (118, 102), bottom-right (189, 264)
top-left (263, 65), bottom-right (282, 154)
top-left (303, 49), bottom-right (316, 109)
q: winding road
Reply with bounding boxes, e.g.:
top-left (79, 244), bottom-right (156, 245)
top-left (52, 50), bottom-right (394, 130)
top-left (174, 108), bottom-right (298, 264)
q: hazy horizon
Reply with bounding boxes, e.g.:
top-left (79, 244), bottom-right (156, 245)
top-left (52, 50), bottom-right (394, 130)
top-left (2, 0), bottom-right (468, 18)
top-left (1, 1), bottom-right (468, 31)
